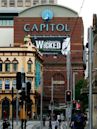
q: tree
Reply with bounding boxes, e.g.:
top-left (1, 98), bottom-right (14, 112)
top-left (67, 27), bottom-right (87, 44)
top-left (75, 79), bottom-right (88, 110)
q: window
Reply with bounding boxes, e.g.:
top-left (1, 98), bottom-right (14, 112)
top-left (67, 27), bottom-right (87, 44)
top-left (12, 59), bottom-right (18, 72)
top-left (25, 0), bottom-right (31, 7)
top-left (5, 80), bottom-right (10, 89)
top-left (12, 79), bottom-right (16, 89)
top-left (5, 59), bottom-right (10, 72)
top-left (28, 63), bottom-right (31, 72)
top-left (0, 20), bottom-right (13, 26)
top-left (0, 80), bottom-right (2, 89)
top-left (13, 63), bottom-right (18, 72)
top-left (0, 63), bottom-right (2, 72)
top-left (5, 63), bottom-right (10, 72)
top-left (27, 59), bottom-right (32, 72)
top-left (1, 0), bottom-right (7, 7)
top-left (9, 0), bottom-right (15, 7)
top-left (17, 0), bottom-right (23, 7)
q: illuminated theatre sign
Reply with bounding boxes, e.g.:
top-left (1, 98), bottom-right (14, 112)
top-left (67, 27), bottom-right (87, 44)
top-left (32, 37), bottom-right (70, 54)
top-left (24, 9), bottom-right (70, 32)
top-left (24, 23), bottom-right (70, 32)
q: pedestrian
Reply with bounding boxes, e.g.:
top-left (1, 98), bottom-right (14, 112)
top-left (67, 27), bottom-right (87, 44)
top-left (3, 119), bottom-right (10, 129)
top-left (57, 114), bottom-right (61, 126)
top-left (71, 110), bottom-right (85, 129)
top-left (51, 118), bottom-right (58, 129)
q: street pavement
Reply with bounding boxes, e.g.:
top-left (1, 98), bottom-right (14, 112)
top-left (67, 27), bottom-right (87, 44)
top-left (0, 120), bottom-right (89, 129)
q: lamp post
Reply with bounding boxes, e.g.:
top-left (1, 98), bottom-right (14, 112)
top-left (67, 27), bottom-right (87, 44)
top-left (16, 89), bottom-right (19, 124)
top-left (12, 87), bottom-right (14, 129)
top-left (72, 72), bottom-right (77, 101)
top-left (51, 77), bottom-right (54, 119)
top-left (40, 74), bottom-right (43, 129)
top-left (88, 27), bottom-right (93, 129)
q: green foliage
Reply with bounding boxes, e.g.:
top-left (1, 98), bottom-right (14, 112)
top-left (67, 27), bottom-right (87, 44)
top-left (75, 79), bottom-right (88, 110)
top-left (75, 79), bottom-right (87, 100)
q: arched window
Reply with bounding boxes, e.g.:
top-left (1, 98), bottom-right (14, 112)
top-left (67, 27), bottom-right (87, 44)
top-left (0, 59), bottom-right (3, 72)
top-left (12, 58), bottom-right (18, 72)
top-left (4, 58), bottom-right (10, 72)
top-left (27, 59), bottom-right (33, 72)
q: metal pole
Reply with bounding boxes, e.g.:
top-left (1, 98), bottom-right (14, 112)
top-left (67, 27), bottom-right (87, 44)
top-left (51, 77), bottom-right (54, 118)
top-left (73, 73), bottom-right (77, 101)
top-left (88, 27), bottom-right (93, 129)
top-left (66, 52), bottom-right (70, 129)
top-left (66, 51), bottom-right (70, 90)
top-left (16, 90), bottom-right (19, 124)
top-left (40, 76), bottom-right (43, 129)
top-left (12, 87), bottom-right (14, 129)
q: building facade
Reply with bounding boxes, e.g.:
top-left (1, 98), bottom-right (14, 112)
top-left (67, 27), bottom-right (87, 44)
top-left (0, 43), bottom-right (43, 119)
top-left (90, 14), bottom-right (97, 129)
top-left (14, 4), bottom-right (85, 112)
top-left (0, 1), bottom-right (85, 118)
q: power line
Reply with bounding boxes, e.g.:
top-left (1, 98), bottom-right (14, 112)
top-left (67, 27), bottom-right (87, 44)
top-left (71, 0), bottom-right (85, 40)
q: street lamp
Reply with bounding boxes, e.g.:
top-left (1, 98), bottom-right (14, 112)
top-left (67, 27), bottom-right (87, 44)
top-left (72, 72), bottom-right (77, 101)
top-left (88, 27), bottom-right (93, 129)
top-left (12, 87), bottom-right (14, 129)
top-left (50, 77), bottom-right (54, 120)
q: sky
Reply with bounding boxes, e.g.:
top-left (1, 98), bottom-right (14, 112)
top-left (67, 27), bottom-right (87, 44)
top-left (58, 0), bottom-right (97, 44)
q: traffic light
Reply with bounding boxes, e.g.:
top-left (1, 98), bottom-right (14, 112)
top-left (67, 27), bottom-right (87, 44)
top-left (19, 88), bottom-right (25, 105)
top-left (65, 90), bottom-right (72, 102)
top-left (16, 72), bottom-right (25, 90)
top-left (16, 72), bottom-right (22, 90)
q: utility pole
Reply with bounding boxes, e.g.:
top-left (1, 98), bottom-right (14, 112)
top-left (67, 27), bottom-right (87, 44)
top-left (61, 37), bottom-right (71, 128)
top-left (51, 77), bottom-right (54, 119)
top-left (12, 87), bottom-right (14, 129)
top-left (72, 72), bottom-right (77, 101)
top-left (66, 38), bottom-right (71, 129)
top-left (16, 90), bottom-right (19, 124)
top-left (40, 76), bottom-right (43, 129)
top-left (88, 27), bottom-right (93, 129)
top-left (66, 51), bottom-right (71, 90)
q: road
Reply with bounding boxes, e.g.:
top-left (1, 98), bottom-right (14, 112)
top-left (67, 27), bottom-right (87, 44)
top-left (0, 120), bottom-right (89, 129)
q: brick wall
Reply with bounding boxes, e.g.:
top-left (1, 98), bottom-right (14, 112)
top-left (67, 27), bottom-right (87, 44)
top-left (14, 17), bottom-right (84, 104)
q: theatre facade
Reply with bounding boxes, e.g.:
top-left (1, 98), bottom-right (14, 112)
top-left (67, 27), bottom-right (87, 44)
top-left (14, 4), bottom-right (85, 112)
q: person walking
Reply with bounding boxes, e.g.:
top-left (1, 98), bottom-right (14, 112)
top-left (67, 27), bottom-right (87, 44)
top-left (70, 110), bottom-right (86, 129)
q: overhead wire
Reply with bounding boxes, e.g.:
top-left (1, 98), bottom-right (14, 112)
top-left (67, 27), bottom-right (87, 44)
top-left (64, 0), bottom-right (85, 52)
top-left (71, 0), bottom-right (85, 39)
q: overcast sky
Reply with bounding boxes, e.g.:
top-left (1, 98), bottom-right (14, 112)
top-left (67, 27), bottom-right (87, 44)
top-left (58, 0), bottom-right (97, 44)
